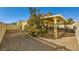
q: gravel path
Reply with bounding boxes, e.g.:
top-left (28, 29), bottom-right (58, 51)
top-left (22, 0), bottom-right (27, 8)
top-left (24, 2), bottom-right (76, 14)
top-left (0, 29), bottom-right (70, 51)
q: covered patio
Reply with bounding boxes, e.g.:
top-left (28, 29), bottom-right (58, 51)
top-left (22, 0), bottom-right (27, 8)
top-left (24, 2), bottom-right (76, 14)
top-left (42, 14), bottom-right (66, 39)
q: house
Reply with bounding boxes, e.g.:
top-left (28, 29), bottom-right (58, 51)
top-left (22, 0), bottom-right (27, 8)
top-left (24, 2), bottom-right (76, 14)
top-left (17, 13), bottom-right (75, 39)
top-left (17, 20), bottom-right (28, 30)
top-left (41, 13), bottom-right (65, 38)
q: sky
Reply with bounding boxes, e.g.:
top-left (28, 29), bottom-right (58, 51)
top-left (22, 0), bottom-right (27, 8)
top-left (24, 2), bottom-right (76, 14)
top-left (0, 7), bottom-right (79, 23)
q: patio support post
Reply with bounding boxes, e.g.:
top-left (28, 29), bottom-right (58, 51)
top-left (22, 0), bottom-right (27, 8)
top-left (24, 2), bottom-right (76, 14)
top-left (54, 17), bottom-right (58, 39)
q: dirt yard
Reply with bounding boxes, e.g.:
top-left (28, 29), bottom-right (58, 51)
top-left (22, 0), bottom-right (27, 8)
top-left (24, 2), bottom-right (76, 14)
top-left (0, 29), bottom-right (70, 51)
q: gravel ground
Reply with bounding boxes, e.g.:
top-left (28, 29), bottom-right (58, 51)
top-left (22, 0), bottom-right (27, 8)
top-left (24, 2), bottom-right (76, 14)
top-left (0, 29), bottom-right (70, 51)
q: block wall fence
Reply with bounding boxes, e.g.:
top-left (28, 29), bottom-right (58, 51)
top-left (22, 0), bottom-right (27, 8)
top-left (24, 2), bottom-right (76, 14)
top-left (0, 23), bottom-right (18, 43)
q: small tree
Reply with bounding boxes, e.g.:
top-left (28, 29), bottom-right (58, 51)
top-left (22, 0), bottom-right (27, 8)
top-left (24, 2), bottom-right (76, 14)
top-left (66, 18), bottom-right (74, 24)
top-left (27, 7), bottom-right (52, 37)
top-left (27, 7), bottom-right (43, 36)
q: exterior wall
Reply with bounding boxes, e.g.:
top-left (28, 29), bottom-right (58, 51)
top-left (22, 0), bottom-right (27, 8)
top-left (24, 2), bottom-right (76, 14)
top-left (66, 25), bottom-right (74, 29)
top-left (16, 21), bottom-right (28, 30)
top-left (0, 23), bottom-right (6, 43)
top-left (22, 22), bottom-right (28, 30)
top-left (0, 23), bottom-right (18, 43)
top-left (75, 22), bottom-right (79, 44)
top-left (16, 21), bottom-right (23, 30)
top-left (6, 24), bottom-right (18, 30)
top-left (58, 25), bottom-right (65, 29)
top-left (58, 25), bottom-right (74, 29)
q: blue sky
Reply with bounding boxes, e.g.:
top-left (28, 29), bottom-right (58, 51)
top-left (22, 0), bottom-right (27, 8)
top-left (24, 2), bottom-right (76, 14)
top-left (0, 7), bottom-right (30, 23)
top-left (0, 7), bottom-right (79, 23)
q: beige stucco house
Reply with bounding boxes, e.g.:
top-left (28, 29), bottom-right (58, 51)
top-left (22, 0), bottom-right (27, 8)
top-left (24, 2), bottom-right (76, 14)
top-left (16, 13), bottom-right (76, 39)
top-left (17, 20), bottom-right (28, 30)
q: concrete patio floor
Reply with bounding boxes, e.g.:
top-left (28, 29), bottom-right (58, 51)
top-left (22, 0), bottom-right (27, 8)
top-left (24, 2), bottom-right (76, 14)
top-left (39, 36), bottom-right (79, 51)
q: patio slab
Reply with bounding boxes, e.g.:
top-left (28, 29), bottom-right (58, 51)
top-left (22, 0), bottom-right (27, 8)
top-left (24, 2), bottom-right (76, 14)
top-left (39, 36), bottom-right (79, 51)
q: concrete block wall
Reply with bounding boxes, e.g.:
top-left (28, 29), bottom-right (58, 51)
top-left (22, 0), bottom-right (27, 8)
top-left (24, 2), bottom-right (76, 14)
top-left (0, 23), bottom-right (6, 43)
top-left (0, 23), bottom-right (18, 43)
top-left (6, 24), bottom-right (18, 30)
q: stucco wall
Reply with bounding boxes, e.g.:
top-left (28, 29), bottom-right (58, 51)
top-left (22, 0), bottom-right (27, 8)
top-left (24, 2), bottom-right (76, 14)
top-left (6, 24), bottom-right (18, 30)
top-left (0, 23), bottom-right (18, 43)
top-left (58, 25), bottom-right (74, 29)
top-left (0, 23), bottom-right (6, 43)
